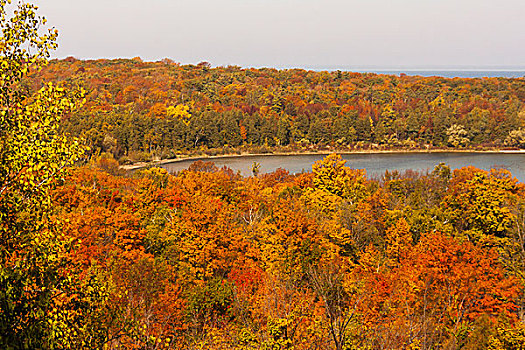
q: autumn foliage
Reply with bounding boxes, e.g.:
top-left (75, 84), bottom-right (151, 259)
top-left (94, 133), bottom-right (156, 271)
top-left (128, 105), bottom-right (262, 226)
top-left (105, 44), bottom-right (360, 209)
top-left (4, 1), bottom-right (525, 348)
top-left (23, 58), bottom-right (525, 163)
top-left (42, 154), bottom-right (525, 349)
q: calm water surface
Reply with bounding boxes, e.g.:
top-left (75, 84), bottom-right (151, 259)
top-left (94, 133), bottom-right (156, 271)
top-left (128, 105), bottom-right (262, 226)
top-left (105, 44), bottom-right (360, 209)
top-left (307, 69), bottom-right (525, 78)
top-left (158, 152), bottom-right (525, 183)
top-left (356, 70), bottom-right (525, 78)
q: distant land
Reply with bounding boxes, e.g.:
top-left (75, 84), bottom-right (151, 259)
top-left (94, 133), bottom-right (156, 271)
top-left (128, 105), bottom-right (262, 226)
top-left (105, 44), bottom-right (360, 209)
top-left (29, 58), bottom-right (525, 165)
top-left (53, 57), bottom-right (525, 78)
top-left (352, 70), bottom-right (525, 78)
top-left (301, 66), bottom-right (525, 78)
top-left (236, 64), bottom-right (523, 78)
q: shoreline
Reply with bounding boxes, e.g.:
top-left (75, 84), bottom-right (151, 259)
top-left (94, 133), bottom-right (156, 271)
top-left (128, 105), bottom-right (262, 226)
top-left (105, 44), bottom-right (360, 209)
top-left (121, 148), bottom-right (525, 171)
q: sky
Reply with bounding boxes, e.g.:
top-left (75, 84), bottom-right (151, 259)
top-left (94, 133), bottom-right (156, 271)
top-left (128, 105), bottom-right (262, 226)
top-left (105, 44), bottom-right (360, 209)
top-left (31, 0), bottom-right (525, 70)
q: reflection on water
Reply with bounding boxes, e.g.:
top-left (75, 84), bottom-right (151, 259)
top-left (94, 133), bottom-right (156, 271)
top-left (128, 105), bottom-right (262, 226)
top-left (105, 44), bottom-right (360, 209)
top-left (158, 152), bottom-right (525, 183)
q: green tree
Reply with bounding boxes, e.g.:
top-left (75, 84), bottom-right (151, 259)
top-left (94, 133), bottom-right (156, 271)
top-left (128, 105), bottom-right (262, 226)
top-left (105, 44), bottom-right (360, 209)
top-left (0, 1), bottom-right (106, 348)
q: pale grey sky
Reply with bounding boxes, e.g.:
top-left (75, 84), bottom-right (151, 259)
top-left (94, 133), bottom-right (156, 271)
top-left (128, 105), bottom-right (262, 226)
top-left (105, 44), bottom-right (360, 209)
top-left (32, 0), bottom-right (525, 69)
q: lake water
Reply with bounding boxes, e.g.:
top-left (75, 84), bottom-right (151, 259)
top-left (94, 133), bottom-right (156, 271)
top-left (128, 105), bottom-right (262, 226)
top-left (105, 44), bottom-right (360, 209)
top-left (355, 71), bottom-right (525, 78)
top-left (158, 152), bottom-right (525, 183)
top-left (306, 69), bottom-right (525, 78)
top-left (303, 68), bottom-right (525, 78)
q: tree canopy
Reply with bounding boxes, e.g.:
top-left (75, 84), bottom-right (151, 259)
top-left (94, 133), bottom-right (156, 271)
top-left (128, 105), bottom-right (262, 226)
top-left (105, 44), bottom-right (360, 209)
top-left (0, 1), bottom-right (104, 348)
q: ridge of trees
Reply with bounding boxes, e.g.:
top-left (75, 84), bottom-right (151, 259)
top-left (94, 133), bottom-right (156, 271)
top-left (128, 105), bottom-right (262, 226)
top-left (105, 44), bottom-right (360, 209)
top-left (43, 155), bottom-right (525, 349)
top-left (25, 58), bottom-right (525, 163)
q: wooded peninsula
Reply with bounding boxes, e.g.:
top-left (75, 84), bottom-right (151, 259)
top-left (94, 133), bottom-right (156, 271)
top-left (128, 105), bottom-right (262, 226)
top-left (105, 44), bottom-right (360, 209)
top-left (28, 58), bottom-right (525, 163)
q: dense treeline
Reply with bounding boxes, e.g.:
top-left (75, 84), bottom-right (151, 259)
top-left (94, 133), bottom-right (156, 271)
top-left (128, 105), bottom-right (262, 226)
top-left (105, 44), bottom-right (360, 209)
top-left (44, 155), bottom-right (525, 349)
top-left (27, 58), bottom-right (525, 163)
top-left (5, 2), bottom-right (525, 349)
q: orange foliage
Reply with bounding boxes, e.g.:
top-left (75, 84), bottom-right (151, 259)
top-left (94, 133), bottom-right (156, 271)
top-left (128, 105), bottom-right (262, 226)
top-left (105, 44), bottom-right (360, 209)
top-left (49, 158), bottom-right (525, 349)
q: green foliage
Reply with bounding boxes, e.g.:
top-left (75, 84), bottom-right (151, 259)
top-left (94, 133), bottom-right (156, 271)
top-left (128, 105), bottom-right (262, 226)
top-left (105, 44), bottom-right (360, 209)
top-left (0, 1), bottom-right (104, 348)
top-left (252, 161), bottom-right (261, 177)
top-left (186, 277), bottom-right (234, 332)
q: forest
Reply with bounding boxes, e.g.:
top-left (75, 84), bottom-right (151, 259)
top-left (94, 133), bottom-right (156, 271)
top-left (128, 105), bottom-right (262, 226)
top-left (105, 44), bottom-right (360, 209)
top-left (2, 1), bottom-right (525, 350)
top-left (27, 57), bottom-right (525, 163)
top-left (7, 153), bottom-right (525, 349)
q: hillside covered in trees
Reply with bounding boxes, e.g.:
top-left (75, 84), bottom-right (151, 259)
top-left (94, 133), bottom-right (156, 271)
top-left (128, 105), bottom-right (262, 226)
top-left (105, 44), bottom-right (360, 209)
top-left (4, 1), bottom-right (525, 349)
top-left (18, 155), bottom-right (525, 349)
top-left (27, 58), bottom-right (525, 163)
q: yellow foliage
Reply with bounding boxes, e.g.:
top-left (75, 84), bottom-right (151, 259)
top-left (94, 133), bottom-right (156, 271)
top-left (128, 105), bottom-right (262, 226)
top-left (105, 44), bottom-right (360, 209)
top-left (305, 154), bottom-right (368, 213)
top-left (167, 104), bottom-right (192, 125)
top-left (385, 218), bottom-right (412, 264)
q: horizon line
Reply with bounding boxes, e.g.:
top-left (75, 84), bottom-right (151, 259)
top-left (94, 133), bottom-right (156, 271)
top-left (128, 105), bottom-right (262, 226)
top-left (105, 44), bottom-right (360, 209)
top-left (49, 57), bottom-right (525, 73)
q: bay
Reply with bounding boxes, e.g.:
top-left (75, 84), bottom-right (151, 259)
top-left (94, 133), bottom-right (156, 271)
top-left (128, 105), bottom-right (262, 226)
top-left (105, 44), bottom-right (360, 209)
top-left (304, 68), bottom-right (525, 78)
top-left (158, 152), bottom-right (525, 183)
top-left (352, 70), bottom-right (525, 78)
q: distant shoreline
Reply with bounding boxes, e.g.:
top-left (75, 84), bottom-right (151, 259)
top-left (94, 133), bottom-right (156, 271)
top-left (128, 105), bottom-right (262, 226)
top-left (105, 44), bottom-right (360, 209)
top-left (121, 148), bottom-right (525, 171)
top-left (307, 69), bottom-right (525, 78)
